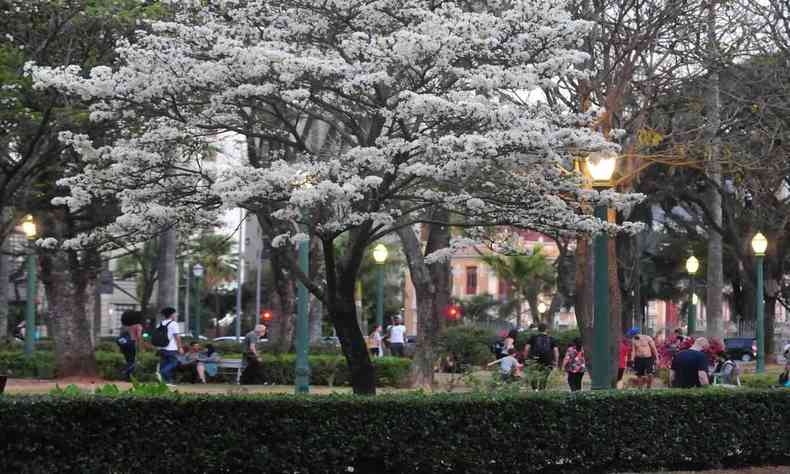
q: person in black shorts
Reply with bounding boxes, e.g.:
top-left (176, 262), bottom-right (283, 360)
top-left (630, 330), bottom-right (658, 389)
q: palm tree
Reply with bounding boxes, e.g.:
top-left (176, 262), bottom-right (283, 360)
top-left (480, 245), bottom-right (556, 327)
top-left (189, 232), bottom-right (238, 324)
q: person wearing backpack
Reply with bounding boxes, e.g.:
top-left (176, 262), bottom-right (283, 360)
top-left (712, 351), bottom-right (739, 386)
top-left (524, 323), bottom-right (559, 391)
top-left (152, 307), bottom-right (182, 384)
top-left (562, 337), bottom-right (586, 392)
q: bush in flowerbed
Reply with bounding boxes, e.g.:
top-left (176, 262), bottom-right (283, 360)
top-left (2, 350), bottom-right (411, 386)
top-left (260, 354), bottom-right (411, 387)
top-left (438, 325), bottom-right (499, 369)
top-left (1, 389), bottom-right (788, 473)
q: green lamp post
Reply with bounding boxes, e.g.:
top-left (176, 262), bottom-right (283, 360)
top-left (752, 232), bottom-right (767, 374)
top-left (193, 263), bottom-right (204, 339)
top-left (372, 243), bottom-right (388, 328)
top-left (293, 174), bottom-right (312, 394)
top-left (685, 255), bottom-right (699, 336)
top-left (22, 215), bottom-right (37, 357)
top-left (586, 151), bottom-right (617, 390)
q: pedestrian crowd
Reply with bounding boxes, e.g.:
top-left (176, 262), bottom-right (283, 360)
top-left (487, 324), bottom-right (789, 391)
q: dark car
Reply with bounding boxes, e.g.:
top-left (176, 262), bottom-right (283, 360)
top-left (724, 337), bottom-right (757, 362)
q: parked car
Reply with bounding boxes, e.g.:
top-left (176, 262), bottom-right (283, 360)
top-left (212, 336), bottom-right (269, 343)
top-left (724, 337), bottom-right (757, 362)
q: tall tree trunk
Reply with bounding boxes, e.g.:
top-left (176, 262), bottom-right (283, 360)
top-left (309, 296), bottom-right (323, 343)
top-left (398, 217), bottom-right (450, 390)
top-left (157, 228), bottom-right (178, 316)
top-left (575, 238), bottom-right (594, 355)
top-left (269, 248), bottom-right (296, 353)
top-left (0, 233), bottom-right (9, 341)
top-left (764, 277), bottom-right (778, 361)
top-left (40, 211), bottom-right (98, 378)
top-left (704, 0), bottom-right (724, 340)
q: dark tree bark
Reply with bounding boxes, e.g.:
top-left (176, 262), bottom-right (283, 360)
top-left (398, 213), bottom-right (450, 390)
top-left (157, 227), bottom-right (177, 316)
top-left (40, 211), bottom-right (98, 378)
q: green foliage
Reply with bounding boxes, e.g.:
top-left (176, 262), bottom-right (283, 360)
top-left (740, 373), bottom-right (781, 389)
top-left (94, 383), bottom-right (122, 396)
top-left (48, 384), bottom-right (84, 397)
top-left (127, 379), bottom-right (171, 396)
top-left (438, 325), bottom-right (499, 369)
top-left (0, 390), bottom-right (787, 472)
top-left (0, 350), bottom-right (410, 386)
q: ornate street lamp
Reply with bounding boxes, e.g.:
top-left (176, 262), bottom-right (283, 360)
top-left (685, 255), bottom-right (699, 335)
top-left (193, 263), bottom-right (204, 339)
top-left (585, 150), bottom-right (617, 390)
top-left (752, 232), bottom-right (767, 373)
top-left (22, 215), bottom-right (37, 357)
top-left (372, 244), bottom-right (389, 328)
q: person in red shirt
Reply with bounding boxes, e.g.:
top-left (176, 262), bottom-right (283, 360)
top-left (617, 328), bottom-right (636, 388)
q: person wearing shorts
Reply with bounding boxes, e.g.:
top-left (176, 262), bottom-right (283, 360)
top-left (630, 329), bottom-right (658, 389)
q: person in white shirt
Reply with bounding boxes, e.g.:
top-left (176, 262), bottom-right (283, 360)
top-left (388, 317), bottom-right (407, 357)
top-left (157, 307), bottom-right (182, 384)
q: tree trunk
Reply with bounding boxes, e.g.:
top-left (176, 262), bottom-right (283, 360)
top-left (331, 284), bottom-right (376, 395)
top-left (269, 248), bottom-right (296, 353)
top-left (157, 227), bottom-right (178, 316)
top-left (309, 296), bottom-right (323, 343)
top-left (575, 238), bottom-right (594, 356)
top-left (0, 234), bottom-right (9, 341)
top-left (398, 217), bottom-right (449, 390)
top-left (704, 0), bottom-right (724, 340)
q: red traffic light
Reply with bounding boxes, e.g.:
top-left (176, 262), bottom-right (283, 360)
top-left (445, 304), bottom-right (462, 321)
top-left (260, 310), bottom-right (273, 322)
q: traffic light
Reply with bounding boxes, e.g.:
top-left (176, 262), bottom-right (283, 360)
top-left (445, 304), bottom-right (462, 321)
top-left (260, 309), bottom-right (273, 322)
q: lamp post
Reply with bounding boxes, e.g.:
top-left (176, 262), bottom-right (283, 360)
top-left (193, 263), bottom-right (204, 339)
top-left (752, 232), bottom-right (767, 373)
top-left (537, 302), bottom-right (548, 326)
top-left (586, 150), bottom-right (617, 390)
top-left (292, 174), bottom-right (312, 394)
top-left (21, 215), bottom-right (37, 357)
top-left (685, 256), bottom-right (699, 336)
top-left (372, 244), bottom-right (388, 328)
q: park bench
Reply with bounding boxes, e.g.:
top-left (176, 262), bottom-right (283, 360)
top-left (215, 358), bottom-right (243, 384)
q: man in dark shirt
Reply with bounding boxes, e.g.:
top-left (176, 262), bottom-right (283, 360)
top-left (671, 337), bottom-right (710, 388)
top-left (524, 323), bottom-right (559, 390)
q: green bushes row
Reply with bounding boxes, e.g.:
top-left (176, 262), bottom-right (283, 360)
top-left (0, 350), bottom-right (411, 386)
top-left (439, 326), bottom-right (582, 369)
top-left (0, 389), bottom-right (787, 473)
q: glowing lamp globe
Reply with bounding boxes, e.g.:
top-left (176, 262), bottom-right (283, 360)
top-left (751, 232), bottom-right (767, 256)
top-left (537, 302), bottom-right (548, 314)
top-left (372, 244), bottom-right (389, 264)
top-left (586, 150), bottom-right (617, 188)
top-left (685, 256), bottom-right (699, 275)
top-left (21, 215), bottom-right (37, 240)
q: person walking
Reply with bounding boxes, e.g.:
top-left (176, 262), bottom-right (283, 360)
top-left (523, 323), bottom-right (559, 391)
top-left (630, 328), bottom-right (658, 389)
top-left (153, 307), bottom-right (181, 385)
top-left (240, 324), bottom-right (267, 384)
top-left (387, 317), bottom-right (407, 357)
top-left (487, 348), bottom-right (523, 382)
top-left (562, 337), bottom-right (586, 392)
top-left (671, 337), bottom-right (710, 388)
top-left (368, 325), bottom-right (383, 357)
top-left (617, 332), bottom-right (633, 389)
top-left (117, 310), bottom-right (144, 380)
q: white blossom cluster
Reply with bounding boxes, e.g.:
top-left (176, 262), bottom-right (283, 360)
top-left (29, 0), bottom-right (642, 250)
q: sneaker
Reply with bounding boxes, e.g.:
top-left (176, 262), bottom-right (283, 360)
top-left (156, 372), bottom-right (163, 383)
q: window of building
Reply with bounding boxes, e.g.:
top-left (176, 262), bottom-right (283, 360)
top-left (465, 266), bottom-right (478, 295)
top-left (498, 278), bottom-right (510, 299)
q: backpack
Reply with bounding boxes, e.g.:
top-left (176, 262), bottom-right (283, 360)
top-left (531, 334), bottom-right (552, 362)
top-left (491, 340), bottom-right (505, 357)
top-left (780, 369), bottom-right (789, 387)
top-left (151, 321), bottom-right (172, 348)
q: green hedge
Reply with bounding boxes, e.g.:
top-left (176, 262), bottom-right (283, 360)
top-left (0, 350), bottom-right (411, 386)
top-left (0, 389), bottom-right (787, 473)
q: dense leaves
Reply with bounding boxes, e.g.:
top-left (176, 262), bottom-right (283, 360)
top-left (0, 390), bottom-right (787, 473)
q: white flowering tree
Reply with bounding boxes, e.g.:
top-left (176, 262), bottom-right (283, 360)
top-left (32, 0), bottom-right (641, 394)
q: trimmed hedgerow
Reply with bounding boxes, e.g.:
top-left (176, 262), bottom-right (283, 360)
top-left (0, 350), bottom-right (411, 386)
top-left (0, 389), bottom-right (787, 473)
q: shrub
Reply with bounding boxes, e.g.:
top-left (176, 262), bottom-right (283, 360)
top-left (438, 325), bottom-right (498, 369)
top-left (0, 350), bottom-right (411, 386)
top-left (740, 373), bottom-right (781, 389)
top-left (0, 390), bottom-right (787, 473)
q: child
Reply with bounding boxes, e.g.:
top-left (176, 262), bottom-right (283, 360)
top-left (488, 348), bottom-right (523, 382)
top-left (712, 351), bottom-right (739, 386)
